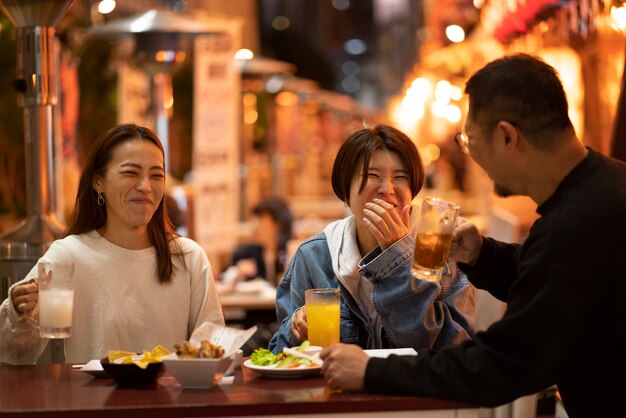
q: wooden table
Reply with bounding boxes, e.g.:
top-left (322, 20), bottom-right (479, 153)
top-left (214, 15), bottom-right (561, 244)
top-left (0, 362), bottom-right (478, 418)
top-left (219, 291), bottom-right (276, 311)
top-left (217, 282), bottom-right (277, 336)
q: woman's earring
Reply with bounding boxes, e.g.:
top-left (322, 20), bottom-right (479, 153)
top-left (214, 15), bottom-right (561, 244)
top-left (344, 200), bottom-right (349, 208)
top-left (97, 192), bottom-right (105, 206)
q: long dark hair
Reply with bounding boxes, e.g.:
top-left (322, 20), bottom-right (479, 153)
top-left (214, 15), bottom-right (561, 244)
top-left (65, 123), bottom-right (179, 284)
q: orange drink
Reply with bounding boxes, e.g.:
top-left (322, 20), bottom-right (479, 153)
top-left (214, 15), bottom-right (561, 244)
top-left (305, 288), bottom-right (340, 347)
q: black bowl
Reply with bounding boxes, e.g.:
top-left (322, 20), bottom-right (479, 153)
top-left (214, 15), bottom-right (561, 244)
top-left (100, 357), bottom-right (165, 387)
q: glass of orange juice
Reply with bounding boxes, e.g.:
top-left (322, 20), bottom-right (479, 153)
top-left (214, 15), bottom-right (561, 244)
top-left (305, 288), bottom-right (340, 347)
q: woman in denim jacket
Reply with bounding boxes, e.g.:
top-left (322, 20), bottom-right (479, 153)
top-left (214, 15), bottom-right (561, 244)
top-left (269, 125), bottom-right (476, 353)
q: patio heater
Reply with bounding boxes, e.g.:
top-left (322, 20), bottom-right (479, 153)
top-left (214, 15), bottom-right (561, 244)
top-left (87, 9), bottom-right (218, 174)
top-left (0, 0), bottom-right (72, 298)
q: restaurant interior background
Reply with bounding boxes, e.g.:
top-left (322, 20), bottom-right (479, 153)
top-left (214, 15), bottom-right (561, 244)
top-left (2, 0), bottom-right (626, 295)
top-left (0, 1), bottom-right (624, 416)
top-left (1, 0), bottom-right (626, 307)
top-left (1, 0), bottom-right (626, 325)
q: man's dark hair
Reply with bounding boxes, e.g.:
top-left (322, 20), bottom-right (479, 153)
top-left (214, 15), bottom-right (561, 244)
top-left (465, 53), bottom-right (574, 149)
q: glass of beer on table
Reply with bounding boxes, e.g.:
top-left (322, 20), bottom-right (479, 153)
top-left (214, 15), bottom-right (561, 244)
top-left (411, 197), bottom-right (460, 284)
top-left (305, 288), bottom-right (340, 347)
top-left (37, 261), bottom-right (75, 339)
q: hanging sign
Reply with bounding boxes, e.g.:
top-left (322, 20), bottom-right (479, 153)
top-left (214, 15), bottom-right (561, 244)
top-left (192, 17), bottom-right (242, 256)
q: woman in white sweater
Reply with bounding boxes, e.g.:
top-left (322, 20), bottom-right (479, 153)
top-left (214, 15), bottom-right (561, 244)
top-left (0, 124), bottom-right (224, 364)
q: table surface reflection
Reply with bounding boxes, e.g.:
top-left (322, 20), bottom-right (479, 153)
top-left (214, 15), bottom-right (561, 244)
top-left (0, 362), bottom-right (477, 417)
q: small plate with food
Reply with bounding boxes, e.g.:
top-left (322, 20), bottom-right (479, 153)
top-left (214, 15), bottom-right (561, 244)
top-left (163, 340), bottom-right (233, 389)
top-left (244, 341), bottom-right (323, 379)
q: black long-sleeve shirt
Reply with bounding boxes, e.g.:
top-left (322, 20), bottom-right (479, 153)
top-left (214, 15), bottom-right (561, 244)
top-left (365, 149), bottom-right (626, 418)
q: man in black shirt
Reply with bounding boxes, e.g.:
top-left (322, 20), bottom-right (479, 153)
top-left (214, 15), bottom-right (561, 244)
top-left (319, 54), bottom-right (626, 418)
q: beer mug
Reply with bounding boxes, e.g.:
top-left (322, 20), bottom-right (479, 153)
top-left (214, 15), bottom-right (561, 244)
top-left (411, 197), bottom-right (459, 283)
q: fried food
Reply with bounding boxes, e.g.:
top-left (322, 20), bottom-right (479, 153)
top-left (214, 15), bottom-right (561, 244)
top-left (175, 340), bottom-right (224, 359)
top-left (200, 340), bottom-right (224, 359)
top-left (174, 341), bottom-right (200, 358)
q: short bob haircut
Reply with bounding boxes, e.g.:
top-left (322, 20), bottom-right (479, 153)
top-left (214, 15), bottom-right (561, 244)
top-left (65, 123), bottom-right (180, 284)
top-left (331, 124), bottom-right (424, 205)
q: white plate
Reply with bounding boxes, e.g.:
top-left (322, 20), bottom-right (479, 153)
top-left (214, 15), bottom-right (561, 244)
top-left (243, 359), bottom-right (322, 379)
top-left (364, 348), bottom-right (417, 358)
top-left (75, 359), bottom-right (108, 378)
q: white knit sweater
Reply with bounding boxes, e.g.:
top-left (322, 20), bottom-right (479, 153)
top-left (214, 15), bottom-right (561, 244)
top-left (0, 231), bottom-right (224, 364)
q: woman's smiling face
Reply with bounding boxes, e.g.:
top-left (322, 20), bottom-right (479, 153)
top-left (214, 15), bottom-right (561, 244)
top-left (348, 149), bottom-right (412, 233)
top-left (94, 139), bottom-right (165, 235)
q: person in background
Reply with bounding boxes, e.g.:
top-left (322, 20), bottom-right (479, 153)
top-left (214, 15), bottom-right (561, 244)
top-left (221, 196), bottom-right (294, 286)
top-left (0, 124), bottom-right (224, 364)
top-left (319, 54), bottom-right (626, 418)
top-left (269, 124), bottom-right (476, 354)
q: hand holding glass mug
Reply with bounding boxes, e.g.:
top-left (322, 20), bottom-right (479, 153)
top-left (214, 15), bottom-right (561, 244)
top-left (448, 218), bottom-right (483, 266)
top-left (9, 279), bottom-right (39, 320)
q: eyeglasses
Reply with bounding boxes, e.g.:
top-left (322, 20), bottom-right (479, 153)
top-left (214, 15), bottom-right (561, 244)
top-left (454, 131), bottom-right (470, 155)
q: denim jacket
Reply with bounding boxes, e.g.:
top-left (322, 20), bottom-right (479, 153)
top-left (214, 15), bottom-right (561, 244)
top-left (268, 217), bottom-right (476, 354)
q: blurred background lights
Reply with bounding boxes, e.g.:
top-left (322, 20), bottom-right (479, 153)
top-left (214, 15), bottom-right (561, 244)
top-left (155, 50), bottom-right (177, 63)
top-left (97, 0), bottom-right (116, 14)
top-left (610, 2), bottom-right (626, 34)
top-left (537, 21), bottom-right (550, 33)
top-left (344, 38), bottom-right (367, 55)
top-left (434, 80), bottom-right (452, 104)
top-left (423, 143), bottom-right (441, 163)
top-left (445, 24), bottom-right (465, 43)
top-left (402, 92), bottom-right (422, 109)
top-left (409, 77), bottom-right (432, 102)
top-left (164, 95), bottom-right (174, 110)
top-left (472, 0), bottom-right (486, 9)
top-left (450, 85), bottom-right (464, 101)
top-left (341, 60), bottom-right (360, 76)
top-left (234, 48), bottom-right (254, 60)
top-left (431, 101), bottom-right (447, 117)
top-left (444, 104), bottom-right (462, 123)
top-left (244, 109), bottom-right (258, 124)
top-left (390, 99), bottom-right (424, 135)
top-left (272, 16), bottom-right (290, 31)
top-left (130, 10), bottom-right (155, 32)
top-left (332, 0), bottom-right (351, 11)
top-left (276, 91), bottom-right (298, 106)
top-left (265, 76), bottom-right (284, 94)
top-left (342, 75), bottom-right (361, 92)
top-left (243, 92), bottom-right (257, 107)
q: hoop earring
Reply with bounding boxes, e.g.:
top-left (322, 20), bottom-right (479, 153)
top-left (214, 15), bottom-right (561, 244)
top-left (97, 192), bottom-right (105, 206)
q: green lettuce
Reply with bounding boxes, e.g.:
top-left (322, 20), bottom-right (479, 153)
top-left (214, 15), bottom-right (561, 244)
top-left (249, 348), bottom-right (278, 366)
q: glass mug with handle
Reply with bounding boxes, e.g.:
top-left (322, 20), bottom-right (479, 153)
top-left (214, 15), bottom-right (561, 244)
top-left (37, 261), bottom-right (75, 339)
top-left (411, 197), bottom-right (460, 283)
